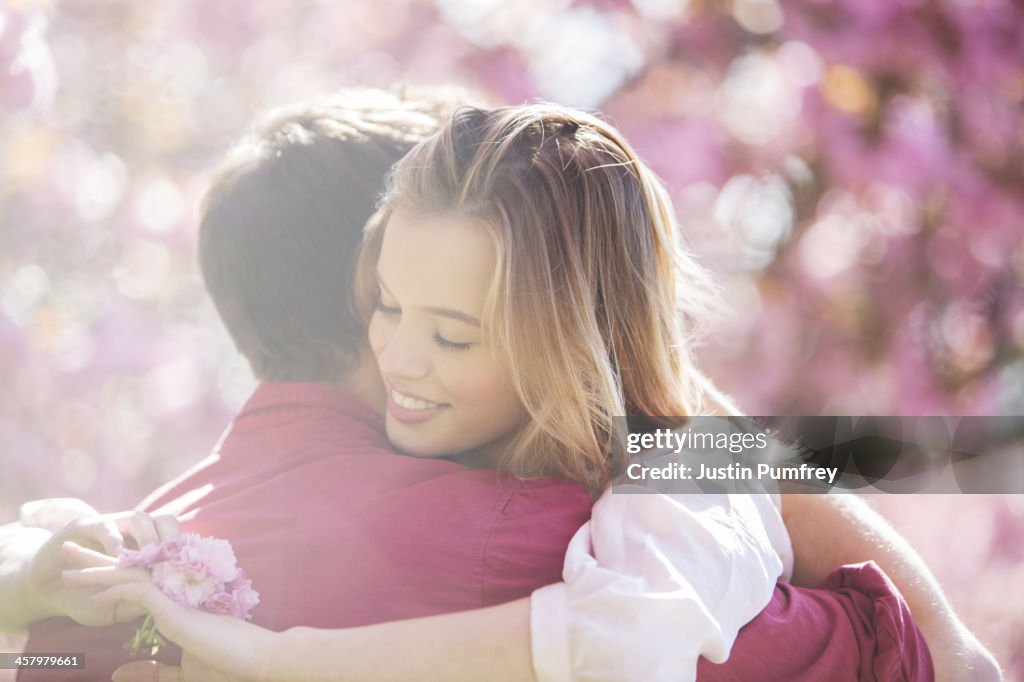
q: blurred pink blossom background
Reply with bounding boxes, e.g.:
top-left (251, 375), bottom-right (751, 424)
top-left (1, 0), bottom-right (1022, 676)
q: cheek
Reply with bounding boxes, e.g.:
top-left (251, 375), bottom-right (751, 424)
top-left (446, 357), bottom-right (522, 416)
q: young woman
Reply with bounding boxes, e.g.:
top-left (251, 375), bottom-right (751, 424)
top-left (64, 103), bottom-right (944, 681)
top-left (359, 103), bottom-right (722, 488)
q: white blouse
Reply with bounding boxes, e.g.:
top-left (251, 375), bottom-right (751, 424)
top-left (530, 487), bottom-right (792, 682)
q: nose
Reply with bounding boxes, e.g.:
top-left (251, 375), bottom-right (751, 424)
top-left (372, 319), bottom-right (432, 382)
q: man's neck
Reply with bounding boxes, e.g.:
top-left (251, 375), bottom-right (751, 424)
top-left (334, 353), bottom-right (387, 415)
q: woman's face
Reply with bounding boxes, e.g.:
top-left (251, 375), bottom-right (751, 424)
top-left (368, 208), bottom-right (525, 465)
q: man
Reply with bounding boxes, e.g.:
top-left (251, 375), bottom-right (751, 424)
top-left (4, 87), bottom-right (598, 678)
top-left (0, 87), bottom-right (996, 681)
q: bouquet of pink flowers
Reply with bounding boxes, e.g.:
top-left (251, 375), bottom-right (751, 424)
top-left (117, 532), bottom-right (260, 655)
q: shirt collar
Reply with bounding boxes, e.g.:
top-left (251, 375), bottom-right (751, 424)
top-left (236, 381), bottom-right (385, 434)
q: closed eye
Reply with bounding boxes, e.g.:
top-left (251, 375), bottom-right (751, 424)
top-left (375, 299), bottom-right (401, 316)
top-left (433, 332), bottom-right (473, 352)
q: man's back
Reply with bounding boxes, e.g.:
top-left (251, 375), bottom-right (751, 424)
top-left (21, 382), bottom-right (593, 681)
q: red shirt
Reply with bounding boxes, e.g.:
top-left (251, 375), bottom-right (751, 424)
top-left (21, 382), bottom-right (593, 681)
top-left (21, 382), bottom-right (932, 681)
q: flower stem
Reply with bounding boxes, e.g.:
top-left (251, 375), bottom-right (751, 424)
top-left (123, 612), bottom-right (164, 656)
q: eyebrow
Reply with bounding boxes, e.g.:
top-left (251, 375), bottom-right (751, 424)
top-left (422, 306), bottom-right (481, 327)
top-left (377, 272), bottom-right (481, 327)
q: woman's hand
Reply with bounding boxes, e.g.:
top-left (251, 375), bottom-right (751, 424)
top-left (62, 545), bottom-right (275, 682)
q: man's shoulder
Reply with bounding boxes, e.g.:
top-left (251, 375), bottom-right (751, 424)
top-left (474, 476), bottom-right (592, 605)
top-left (226, 381), bottom-right (387, 449)
top-left (138, 383), bottom-right (390, 514)
top-left (394, 468), bottom-right (592, 511)
top-left (497, 476), bottom-right (593, 516)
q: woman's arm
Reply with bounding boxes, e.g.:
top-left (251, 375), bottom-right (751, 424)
top-left (280, 600), bottom-right (534, 682)
top-left (65, 551), bottom-right (534, 682)
top-left (781, 493), bottom-right (1001, 681)
top-left (69, 493), bottom-right (999, 682)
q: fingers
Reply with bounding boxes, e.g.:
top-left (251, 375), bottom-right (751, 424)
top-left (112, 512), bottom-right (181, 549)
top-left (61, 582), bottom-right (151, 624)
top-left (85, 582), bottom-right (150, 622)
top-left (62, 564), bottom-right (151, 587)
top-left (125, 512), bottom-right (160, 548)
top-left (93, 583), bottom-right (191, 639)
top-left (95, 583), bottom-right (235, 663)
top-left (112, 661), bottom-right (182, 682)
top-left (62, 516), bottom-right (125, 557)
top-left (61, 554), bottom-right (152, 623)
top-left (152, 515), bottom-right (181, 543)
top-left (113, 597), bottom-right (148, 623)
top-left (61, 541), bottom-right (118, 569)
top-left (91, 582), bottom-right (163, 612)
top-left (57, 511), bottom-right (182, 559)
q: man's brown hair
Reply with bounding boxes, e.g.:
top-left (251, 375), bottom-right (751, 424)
top-left (199, 87), bottom-right (467, 382)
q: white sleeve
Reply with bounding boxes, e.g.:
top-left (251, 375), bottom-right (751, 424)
top-left (766, 492), bottom-right (795, 582)
top-left (530, 488), bottom-right (788, 682)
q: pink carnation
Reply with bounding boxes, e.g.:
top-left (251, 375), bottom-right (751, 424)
top-left (152, 560), bottom-right (219, 608)
top-left (177, 534), bottom-right (238, 583)
top-left (116, 532), bottom-right (259, 656)
top-left (227, 571), bottom-right (260, 620)
top-left (116, 532), bottom-right (257, 615)
top-left (202, 577), bottom-right (260, 620)
top-left (158, 539), bottom-right (183, 558)
top-left (203, 589), bottom-right (238, 616)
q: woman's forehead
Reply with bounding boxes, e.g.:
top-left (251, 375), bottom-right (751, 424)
top-left (377, 209), bottom-right (495, 314)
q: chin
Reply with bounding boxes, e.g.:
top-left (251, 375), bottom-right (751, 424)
top-left (385, 423), bottom-right (451, 459)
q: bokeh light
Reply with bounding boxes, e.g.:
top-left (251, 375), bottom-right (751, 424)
top-left (1, 0), bottom-right (1021, 674)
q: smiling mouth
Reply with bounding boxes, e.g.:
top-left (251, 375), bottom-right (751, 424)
top-left (390, 388), bottom-right (446, 411)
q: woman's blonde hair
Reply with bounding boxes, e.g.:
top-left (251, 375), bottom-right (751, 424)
top-left (358, 104), bottom-right (721, 493)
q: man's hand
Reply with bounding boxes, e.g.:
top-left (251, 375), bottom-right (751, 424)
top-left (18, 498), bottom-right (100, 532)
top-left (21, 511), bottom-right (180, 627)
